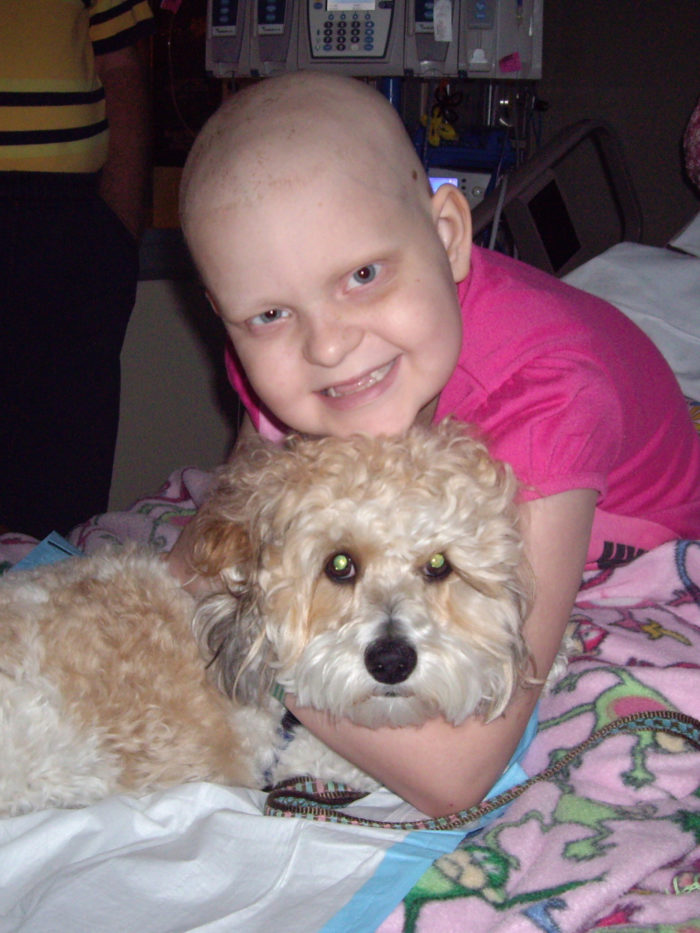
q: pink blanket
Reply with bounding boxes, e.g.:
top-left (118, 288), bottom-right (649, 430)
top-left (379, 542), bottom-right (700, 932)
top-left (1, 469), bottom-right (699, 932)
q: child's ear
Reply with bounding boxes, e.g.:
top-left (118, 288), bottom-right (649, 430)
top-left (431, 184), bottom-right (472, 282)
top-left (204, 289), bottom-right (222, 318)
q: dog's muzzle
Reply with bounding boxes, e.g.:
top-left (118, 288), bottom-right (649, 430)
top-left (364, 636), bottom-right (417, 685)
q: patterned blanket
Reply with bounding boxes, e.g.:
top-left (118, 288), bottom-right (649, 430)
top-left (1, 469), bottom-right (699, 933)
top-left (379, 541), bottom-right (700, 933)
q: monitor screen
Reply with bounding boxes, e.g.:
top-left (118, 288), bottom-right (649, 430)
top-left (428, 177), bottom-right (459, 194)
top-left (327, 2), bottom-right (376, 10)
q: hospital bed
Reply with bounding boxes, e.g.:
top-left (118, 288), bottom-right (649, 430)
top-left (1, 121), bottom-right (699, 933)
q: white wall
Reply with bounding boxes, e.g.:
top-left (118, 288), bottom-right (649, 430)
top-left (109, 279), bottom-right (238, 511)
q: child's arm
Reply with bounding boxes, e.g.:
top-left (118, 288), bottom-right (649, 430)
top-left (285, 487), bottom-right (597, 817)
top-left (95, 39), bottom-right (151, 241)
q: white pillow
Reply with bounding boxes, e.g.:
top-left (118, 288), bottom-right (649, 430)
top-left (564, 241), bottom-right (700, 401)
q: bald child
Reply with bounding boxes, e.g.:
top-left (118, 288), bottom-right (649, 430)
top-left (171, 72), bottom-right (700, 817)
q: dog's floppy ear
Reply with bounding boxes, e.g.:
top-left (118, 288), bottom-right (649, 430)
top-left (188, 446), bottom-right (268, 583)
top-left (193, 586), bottom-right (273, 702)
top-left (190, 465), bottom-right (271, 700)
top-left (190, 434), bottom-right (288, 583)
top-left (190, 507), bottom-right (253, 583)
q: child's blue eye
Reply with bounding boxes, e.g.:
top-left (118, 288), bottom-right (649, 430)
top-left (349, 264), bottom-right (378, 288)
top-left (249, 308), bottom-right (289, 326)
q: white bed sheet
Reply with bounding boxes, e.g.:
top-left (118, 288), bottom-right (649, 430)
top-left (563, 231), bottom-right (700, 401)
top-left (0, 783), bottom-right (463, 933)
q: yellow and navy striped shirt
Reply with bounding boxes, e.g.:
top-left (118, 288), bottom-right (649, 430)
top-left (0, 0), bottom-right (153, 174)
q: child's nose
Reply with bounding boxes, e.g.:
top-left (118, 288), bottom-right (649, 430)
top-left (302, 315), bottom-right (363, 367)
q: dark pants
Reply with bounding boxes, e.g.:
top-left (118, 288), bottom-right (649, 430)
top-left (0, 172), bottom-right (139, 538)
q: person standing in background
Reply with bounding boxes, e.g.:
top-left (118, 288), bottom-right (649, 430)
top-left (0, 0), bottom-right (154, 538)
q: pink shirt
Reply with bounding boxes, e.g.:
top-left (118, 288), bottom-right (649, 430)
top-left (225, 246), bottom-right (700, 568)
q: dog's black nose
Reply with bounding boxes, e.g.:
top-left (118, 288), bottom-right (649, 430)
top-left (364, 637), bottom-right (417, 685)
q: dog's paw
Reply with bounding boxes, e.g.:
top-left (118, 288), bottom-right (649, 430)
top-left (270, 725), bottom-right (380, 793)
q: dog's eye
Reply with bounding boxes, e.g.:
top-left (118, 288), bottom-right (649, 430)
top-left (422, 553), bottom-right (452, 581)
top-left (325, 552), bottom-right (357, 584)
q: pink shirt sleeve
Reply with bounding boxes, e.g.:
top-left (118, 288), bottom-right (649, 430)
top-left (454, 353), bottom-right (618, 501)
top-left (436, 247), bottom-right (700, 565)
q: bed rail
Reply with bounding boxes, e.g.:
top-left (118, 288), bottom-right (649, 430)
top-left (471, 119), bottom-right (643, 276)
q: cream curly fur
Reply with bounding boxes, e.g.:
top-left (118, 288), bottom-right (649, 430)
top-left (0, 421), bottom-right (535, 816)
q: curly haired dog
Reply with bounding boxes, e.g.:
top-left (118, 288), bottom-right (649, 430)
top-left (0, 421), bottom-right (533, 816)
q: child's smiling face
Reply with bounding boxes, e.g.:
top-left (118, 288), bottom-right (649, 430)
top-left (198, 176), bottom-right (467, 438)
top-left (182, 72), bottom-right (472, 439)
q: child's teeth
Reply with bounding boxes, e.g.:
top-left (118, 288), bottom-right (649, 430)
top-left (326, 362), bottom-right (391, 398)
